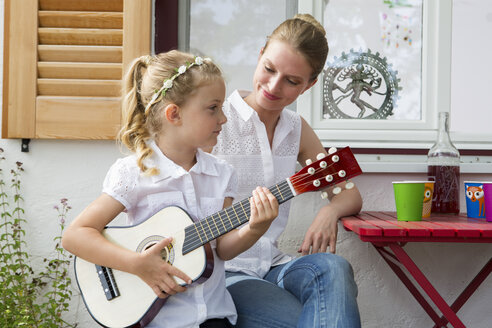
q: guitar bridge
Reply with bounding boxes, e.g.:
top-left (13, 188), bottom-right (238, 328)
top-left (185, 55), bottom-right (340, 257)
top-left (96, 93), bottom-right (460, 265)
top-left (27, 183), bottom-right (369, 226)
top-left (96, 264), bottom-right (120, 300)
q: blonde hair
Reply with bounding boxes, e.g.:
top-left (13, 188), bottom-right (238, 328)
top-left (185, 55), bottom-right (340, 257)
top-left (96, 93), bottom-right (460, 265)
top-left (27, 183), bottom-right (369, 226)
top-left (265, 14), bottom-right (328, 81)
top-left (118, 50), bottom-right (223, 175)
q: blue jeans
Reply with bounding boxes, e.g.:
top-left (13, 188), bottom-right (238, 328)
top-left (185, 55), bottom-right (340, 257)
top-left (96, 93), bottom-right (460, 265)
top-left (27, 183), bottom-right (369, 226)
top-left (225, 253), bottom-right (361, 328)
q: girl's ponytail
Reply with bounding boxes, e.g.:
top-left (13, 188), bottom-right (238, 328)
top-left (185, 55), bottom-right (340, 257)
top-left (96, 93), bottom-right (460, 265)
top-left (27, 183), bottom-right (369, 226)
top-left (118, 56), bottom-right (156, 175)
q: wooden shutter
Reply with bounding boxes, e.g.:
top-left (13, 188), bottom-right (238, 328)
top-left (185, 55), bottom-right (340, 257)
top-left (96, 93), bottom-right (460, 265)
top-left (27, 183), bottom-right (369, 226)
top-left (2, 0), bottom-right (151, 139)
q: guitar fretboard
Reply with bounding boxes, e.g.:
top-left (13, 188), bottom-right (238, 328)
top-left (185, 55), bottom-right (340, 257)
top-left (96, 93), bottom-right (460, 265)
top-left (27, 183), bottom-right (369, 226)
top-left (182, 180), bottom-right (294, 254)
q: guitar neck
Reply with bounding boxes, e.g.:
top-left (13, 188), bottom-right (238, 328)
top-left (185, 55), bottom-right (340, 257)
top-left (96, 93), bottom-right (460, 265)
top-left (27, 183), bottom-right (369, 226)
top-left (181, 146), bottom-right (362, 255)
top-left (182, 180), bottom-right (294, 255)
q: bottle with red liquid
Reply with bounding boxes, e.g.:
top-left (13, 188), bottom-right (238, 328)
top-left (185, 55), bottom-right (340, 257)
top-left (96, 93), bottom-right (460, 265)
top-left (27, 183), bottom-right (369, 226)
top-left (427, 112), bottom-right (460, 213)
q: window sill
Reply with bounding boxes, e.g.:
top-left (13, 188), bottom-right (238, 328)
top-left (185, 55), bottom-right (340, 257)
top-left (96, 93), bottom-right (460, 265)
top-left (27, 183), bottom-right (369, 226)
top-left (356, 154), bottom-right (492, 174)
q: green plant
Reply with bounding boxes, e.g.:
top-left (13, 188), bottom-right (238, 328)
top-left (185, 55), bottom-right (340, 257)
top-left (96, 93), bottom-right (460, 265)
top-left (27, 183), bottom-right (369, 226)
top-left (38, 198), bottom-right (75, 326)
top-left (0, 148), bottom-right (77, 327)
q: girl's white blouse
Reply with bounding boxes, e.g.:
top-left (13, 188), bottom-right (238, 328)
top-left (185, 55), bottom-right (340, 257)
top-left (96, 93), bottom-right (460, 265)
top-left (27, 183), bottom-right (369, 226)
top-left (213, 90), bottom-right (302, 278)
top-left (102, 141), bottom-right (238, 328)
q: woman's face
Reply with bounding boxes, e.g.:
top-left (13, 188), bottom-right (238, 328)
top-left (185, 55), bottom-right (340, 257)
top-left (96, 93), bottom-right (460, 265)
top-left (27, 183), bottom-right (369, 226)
top-left (249, 40), bottom-right (316, 112)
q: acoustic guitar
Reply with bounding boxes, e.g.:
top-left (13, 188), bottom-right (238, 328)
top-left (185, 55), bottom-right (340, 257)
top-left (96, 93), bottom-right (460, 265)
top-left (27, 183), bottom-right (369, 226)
top-left (74, 147), bottom-right (362, 327)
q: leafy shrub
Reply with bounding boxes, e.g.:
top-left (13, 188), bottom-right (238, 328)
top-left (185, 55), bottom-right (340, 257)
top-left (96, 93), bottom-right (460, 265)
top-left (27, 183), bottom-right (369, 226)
top-left (0, 149), bottom-right (77, 327)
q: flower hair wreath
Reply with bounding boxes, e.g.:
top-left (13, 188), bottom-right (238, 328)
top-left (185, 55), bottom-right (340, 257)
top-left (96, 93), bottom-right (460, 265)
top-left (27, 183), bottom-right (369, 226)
top-left (144, 56), bottom-right (211, 114)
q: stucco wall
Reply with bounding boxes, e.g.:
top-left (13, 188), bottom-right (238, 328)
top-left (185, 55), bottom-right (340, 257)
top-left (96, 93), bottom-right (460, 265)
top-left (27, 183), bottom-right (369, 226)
top-left (2, 138), bottom-right (490, 327)
top-left (1, 2), bottom-right (490, 327)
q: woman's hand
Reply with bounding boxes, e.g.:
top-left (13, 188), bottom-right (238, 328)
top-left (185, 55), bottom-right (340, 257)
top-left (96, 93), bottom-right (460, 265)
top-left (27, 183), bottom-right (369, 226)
top-left (297, 182), bottom-right (362, 255)
top-left (134, 237), bottom-right (193, 298)
top-left (298, 205), bottom-right (339, 255)
top-left (248, 187), bottom-right (279, 236)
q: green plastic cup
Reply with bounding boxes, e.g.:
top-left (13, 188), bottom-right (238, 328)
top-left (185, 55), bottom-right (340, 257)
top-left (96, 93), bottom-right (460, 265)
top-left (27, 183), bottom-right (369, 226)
top-left (393, 181), bottom-right (426, 221)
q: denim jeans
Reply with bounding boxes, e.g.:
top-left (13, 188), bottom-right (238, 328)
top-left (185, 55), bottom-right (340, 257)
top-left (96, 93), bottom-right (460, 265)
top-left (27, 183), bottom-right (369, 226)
top-left (225, 253), bottom-right (361, 328)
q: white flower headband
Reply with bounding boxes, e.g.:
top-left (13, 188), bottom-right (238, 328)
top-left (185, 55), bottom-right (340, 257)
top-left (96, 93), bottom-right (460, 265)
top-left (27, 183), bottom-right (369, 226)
top-left (144, 56), bottom-right (210, 114)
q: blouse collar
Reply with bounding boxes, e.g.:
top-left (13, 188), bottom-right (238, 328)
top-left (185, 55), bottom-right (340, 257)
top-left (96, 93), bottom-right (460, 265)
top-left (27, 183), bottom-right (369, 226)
top-left (147, 141), bottom-right (219, 183)
top-left (229, 90), bottom-right (255, 122)
top-left (228, 90), bottom-right (298, 148)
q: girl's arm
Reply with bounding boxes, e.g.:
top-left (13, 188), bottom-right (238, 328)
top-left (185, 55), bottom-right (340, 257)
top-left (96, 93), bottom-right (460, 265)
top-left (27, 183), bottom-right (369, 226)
top-left (62, 193), bottom-right (192, 298)
top-left (297, 117), bottom-right (363, 255)
top-left (216, 187), bottom-right (278, 260)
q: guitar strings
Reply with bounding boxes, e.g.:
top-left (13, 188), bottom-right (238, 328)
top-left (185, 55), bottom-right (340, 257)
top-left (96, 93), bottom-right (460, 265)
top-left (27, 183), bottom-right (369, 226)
top-left (186, 179), bottom-right (339, 251)
top-left (183, 182), bottom-right (293, 250)
top-left (183, 157), bottom-right (350, 252)
top-left (183, 182), bottom-right (292, 251)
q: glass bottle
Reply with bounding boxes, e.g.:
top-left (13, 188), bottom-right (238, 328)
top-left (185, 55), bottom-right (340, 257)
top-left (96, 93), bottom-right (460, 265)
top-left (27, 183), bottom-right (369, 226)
top-left (427, 112), bottom-right (460, 213)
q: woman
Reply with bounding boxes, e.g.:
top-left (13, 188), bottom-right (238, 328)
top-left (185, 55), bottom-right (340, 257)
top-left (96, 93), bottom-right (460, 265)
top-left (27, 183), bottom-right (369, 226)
top-left (212, 14), bottom-right (363, 328)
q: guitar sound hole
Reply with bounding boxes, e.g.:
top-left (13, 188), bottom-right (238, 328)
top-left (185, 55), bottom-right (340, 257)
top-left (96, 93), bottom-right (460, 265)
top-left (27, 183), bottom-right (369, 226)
top-left (144, 242), bottom-right (156, 251)
top-left (143, 242), bottom-right (170, 262)
top-left (137, 236), bottom-right (175, 265)
top-left (160, 247), bottom-right (169, 262)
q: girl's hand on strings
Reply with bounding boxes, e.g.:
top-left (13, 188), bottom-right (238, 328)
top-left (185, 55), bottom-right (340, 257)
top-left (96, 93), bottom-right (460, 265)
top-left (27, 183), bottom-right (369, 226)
top-left (134, 237), bottom-right (192, 298)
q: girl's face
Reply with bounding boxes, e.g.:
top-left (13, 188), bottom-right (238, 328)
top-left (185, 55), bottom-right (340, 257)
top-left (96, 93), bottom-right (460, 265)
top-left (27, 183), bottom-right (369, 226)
top-left (179, 79), bottom-right (227, 149)
top-left (249, 40), bottom-right (316, 113)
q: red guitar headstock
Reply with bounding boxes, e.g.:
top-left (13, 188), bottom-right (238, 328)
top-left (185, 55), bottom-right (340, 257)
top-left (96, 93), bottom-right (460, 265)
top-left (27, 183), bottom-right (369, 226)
top-left (289, 147), bottom-right (362, 196)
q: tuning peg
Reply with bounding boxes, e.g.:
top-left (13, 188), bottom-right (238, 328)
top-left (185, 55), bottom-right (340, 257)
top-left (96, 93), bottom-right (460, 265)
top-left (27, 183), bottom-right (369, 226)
top-left (338, 170), bottom-right (346, 178)
top-left (308, 167), bottom-right (315, 175)
top-left (331, 155), bottom-right (339, 162)
top-left (345, 182), bottom-right (355, 189)
top-left (319, 161), bottom-right (327, 168)
top-left (316, 153), bottom-right (326, 160)
top-left (325, 175), bottom-right (333, 182)
top-left (313, 180), bottom-right (321, 187)
top-left (321, 192), bottom-right (328, 199)
top-left (333, 187), bottom-right (342, 195)
top-left (305, 159), bottom-right (312, 165)
top-left (328, 147), bottom-right (337, 154)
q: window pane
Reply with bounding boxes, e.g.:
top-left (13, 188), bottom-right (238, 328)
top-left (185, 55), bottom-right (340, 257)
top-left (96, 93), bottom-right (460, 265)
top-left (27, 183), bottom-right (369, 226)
top-left (322, 0), bottom-right (423, 121)
top-left (450, 0), bottom-right (492, 136)
top-left (189, 0), bottom-right (288, 95)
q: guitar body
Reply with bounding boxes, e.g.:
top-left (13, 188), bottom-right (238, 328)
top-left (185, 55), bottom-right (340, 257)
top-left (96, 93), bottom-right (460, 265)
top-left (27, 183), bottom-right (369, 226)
top-left (74, 206), bottom-right (213, 328)
top-left (74, 147), bottom-right (363, 327)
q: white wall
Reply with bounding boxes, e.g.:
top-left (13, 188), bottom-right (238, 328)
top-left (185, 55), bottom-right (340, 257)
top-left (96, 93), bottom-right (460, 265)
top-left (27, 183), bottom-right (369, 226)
top-left (1, 1), bottom-right (491, 327)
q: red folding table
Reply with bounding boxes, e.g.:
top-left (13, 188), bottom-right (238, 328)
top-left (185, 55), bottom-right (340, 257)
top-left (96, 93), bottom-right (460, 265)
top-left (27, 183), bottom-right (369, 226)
top-left (341, 211), bottom-right (492, 328)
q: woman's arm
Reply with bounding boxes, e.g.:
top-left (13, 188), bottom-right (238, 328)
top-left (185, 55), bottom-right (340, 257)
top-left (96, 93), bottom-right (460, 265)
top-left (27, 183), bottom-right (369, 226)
top-left (297, 117), bottom-right (363, 255)
top-left (62, 193), bottom-right (192, 297)
top-left (216, 187), bottom-right (279, 260)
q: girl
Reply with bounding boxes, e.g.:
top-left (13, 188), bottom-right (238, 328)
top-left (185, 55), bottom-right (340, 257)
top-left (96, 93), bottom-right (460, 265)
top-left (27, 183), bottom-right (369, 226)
top-left (62, 50), bottom-right (279, 328)
top-left (212, 14), bottom-right (363, 328)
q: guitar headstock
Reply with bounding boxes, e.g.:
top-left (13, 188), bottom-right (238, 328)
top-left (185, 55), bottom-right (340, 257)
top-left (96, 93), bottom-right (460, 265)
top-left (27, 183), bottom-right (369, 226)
top-left (289, 147), bottom-right (362, 196)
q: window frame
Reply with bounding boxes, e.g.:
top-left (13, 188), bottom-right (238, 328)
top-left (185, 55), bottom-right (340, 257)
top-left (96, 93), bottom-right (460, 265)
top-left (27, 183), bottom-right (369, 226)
top-left (297, 0), bottom-right (492, 173)
top-left (163, 0), bottom-right (492, 173)
top-left (297, 0), bottom-right (492, 152)
top-left (296, 0), bottom-right (446, 150)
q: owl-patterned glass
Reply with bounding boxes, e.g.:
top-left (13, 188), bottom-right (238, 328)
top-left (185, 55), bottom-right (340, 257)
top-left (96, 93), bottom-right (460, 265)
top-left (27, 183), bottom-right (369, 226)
top-left (464, 181), bottom-right (486, 218)
top-left (422, 181), bottom-right (435, 218)
top-left (482, 183), bottom-right (492, 222)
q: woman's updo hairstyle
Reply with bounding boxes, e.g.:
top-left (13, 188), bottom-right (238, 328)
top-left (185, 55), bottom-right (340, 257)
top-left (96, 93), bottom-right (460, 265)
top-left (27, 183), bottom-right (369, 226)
top-left (265, 13), bottom-right (328, 81)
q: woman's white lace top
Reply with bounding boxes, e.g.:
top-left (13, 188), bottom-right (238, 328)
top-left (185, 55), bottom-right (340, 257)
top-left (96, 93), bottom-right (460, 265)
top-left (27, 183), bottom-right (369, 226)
top-left (102, 141), bottom-right (237, 328)
top-left (213, 90), bottom-right (302, 278)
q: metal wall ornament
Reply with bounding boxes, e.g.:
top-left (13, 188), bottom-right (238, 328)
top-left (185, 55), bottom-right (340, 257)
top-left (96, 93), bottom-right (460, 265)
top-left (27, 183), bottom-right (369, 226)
top-left (323, 49), bottom-right (401, 120)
